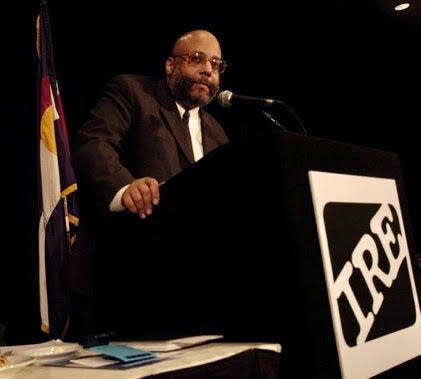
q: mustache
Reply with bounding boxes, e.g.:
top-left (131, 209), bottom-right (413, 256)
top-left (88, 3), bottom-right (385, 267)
top-left (196, 79), bottom-right (211, 87)
top-left (191, 78), bottom-right (219, 96)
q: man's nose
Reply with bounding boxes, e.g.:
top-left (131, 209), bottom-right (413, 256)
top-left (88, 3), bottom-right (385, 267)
top-left (201, 59), bottom-right (214, 74)
top-left (200, 63), bottom-right (213, 76)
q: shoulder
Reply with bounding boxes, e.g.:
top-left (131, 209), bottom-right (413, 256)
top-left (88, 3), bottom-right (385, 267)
top-left (100, 75), bottom-right (163, 106)
top-left (105, 74), bottom-right (155, 92)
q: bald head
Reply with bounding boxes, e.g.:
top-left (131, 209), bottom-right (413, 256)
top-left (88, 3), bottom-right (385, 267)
top-left (172, 30), bottom-right (222, 57)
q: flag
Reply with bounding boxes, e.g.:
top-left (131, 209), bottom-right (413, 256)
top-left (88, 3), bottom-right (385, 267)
top-left (36, 0), bottom-right (79, 338)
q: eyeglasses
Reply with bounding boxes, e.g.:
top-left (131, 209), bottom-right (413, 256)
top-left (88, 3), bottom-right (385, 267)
top-left (172, 51), bottom-right (227, 74)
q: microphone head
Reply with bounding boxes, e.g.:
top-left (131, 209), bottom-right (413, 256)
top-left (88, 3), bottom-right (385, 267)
top-left (217, 90), bottom-right (233, 108)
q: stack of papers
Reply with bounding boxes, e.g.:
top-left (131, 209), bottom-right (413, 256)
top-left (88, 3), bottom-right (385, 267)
top-left (69, 345), bottom-right (161, 369)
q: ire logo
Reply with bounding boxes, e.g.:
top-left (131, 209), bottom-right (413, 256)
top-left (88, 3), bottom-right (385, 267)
top-left (324, 203), bottom-right (416, 347)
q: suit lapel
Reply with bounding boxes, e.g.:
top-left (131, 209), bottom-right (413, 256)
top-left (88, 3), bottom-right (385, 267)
top-left (160, 107), bottom-right (195, 164)
top-left (201, 111), bottom-right (228, 154)
top-left (155, 80), bottom-right (195, 164)
top-left (202, 122), bottom-right (217, 154)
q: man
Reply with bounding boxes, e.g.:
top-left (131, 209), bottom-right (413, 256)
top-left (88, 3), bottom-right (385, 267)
top-left (69, 30), bottom-right (229, 338)
top-left (74, 29), bottom-right (228, 219)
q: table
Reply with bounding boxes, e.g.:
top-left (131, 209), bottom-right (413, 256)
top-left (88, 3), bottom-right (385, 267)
top-left (16, 342), bottom-right (281, 379)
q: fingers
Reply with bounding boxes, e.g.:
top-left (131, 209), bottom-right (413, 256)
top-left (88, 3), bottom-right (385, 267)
top-left (122, 177), bottom-right (160, 219)
top-left (123, 184), bottom-right (146, 217)
top-left (145, 177), bottom-right (160, 206)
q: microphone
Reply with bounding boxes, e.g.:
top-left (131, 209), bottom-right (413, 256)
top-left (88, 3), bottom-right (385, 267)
top-left (217, 90), bottom-right (283, 109)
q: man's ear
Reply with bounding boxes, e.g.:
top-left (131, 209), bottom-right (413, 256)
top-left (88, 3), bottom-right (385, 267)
top-left (165, 57), bottom-right (175, 75)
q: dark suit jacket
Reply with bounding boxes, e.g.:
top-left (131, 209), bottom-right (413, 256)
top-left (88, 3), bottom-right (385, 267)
top-left (74, 75), bottom-right (228, 214)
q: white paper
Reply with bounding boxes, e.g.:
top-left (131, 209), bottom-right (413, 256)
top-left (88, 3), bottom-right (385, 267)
top-left (122, 335), bottom-right (223, 352)
top-left (69, 356), bottom-right (118, 368)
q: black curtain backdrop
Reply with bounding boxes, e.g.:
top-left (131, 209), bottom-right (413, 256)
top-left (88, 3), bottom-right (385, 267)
top-left (2, 0), bottom-right (421, 344)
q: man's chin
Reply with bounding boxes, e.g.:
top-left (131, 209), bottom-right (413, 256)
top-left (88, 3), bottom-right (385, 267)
top-left (189, 92), bottom-right (212, 107)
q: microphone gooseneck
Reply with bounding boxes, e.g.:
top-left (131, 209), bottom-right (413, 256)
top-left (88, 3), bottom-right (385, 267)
top-left (217, 89), bottom-right (307, 135)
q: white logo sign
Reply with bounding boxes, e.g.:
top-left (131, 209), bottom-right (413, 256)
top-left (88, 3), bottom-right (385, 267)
top-left (309, 171), bottom-right (421, 378)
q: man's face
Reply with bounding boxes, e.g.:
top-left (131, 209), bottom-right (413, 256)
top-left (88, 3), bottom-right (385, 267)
top-left (166, 34), bottom-right (223, 109)
top-left (167, 61), bottom-right (220, 108)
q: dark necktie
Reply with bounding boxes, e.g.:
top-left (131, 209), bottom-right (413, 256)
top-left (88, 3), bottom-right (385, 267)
top-left (182, 110), bottom-right (190, 125)
top-left (182, 111), bottom-right (203, 161)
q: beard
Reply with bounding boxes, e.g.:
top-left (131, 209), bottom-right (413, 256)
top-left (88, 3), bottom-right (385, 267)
top-left (168, 72), bottom-right (219, 109)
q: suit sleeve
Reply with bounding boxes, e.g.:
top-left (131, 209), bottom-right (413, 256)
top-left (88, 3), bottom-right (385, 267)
top-left (74, 75), bottom-right (137, 213)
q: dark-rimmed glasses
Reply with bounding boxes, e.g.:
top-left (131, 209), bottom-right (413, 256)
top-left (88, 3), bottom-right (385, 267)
top-left (172, 51), bottom-right (227, 74)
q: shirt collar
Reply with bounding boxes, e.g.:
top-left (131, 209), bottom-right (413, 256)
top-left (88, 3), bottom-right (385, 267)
top-left (176, 103), bottom-right (200, 120)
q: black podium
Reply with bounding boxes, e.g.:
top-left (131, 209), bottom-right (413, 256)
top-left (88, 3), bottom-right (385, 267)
top-left (102, 130), bottom-right (421, 378)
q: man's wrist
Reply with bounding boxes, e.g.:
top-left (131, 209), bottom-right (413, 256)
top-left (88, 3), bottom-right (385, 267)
top-left (109, 184), bottom-right (130, 211)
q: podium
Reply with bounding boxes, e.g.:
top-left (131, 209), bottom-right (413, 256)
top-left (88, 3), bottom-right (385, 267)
top-left (100, 131), bottom-right (421, 378)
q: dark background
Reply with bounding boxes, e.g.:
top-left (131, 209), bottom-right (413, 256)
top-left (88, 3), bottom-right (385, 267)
top-left (2, 0), bottom-right (421, 344)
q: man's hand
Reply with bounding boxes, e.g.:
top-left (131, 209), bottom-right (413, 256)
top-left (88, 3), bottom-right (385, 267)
top-left (122, 177), bottom-right (160, 219)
